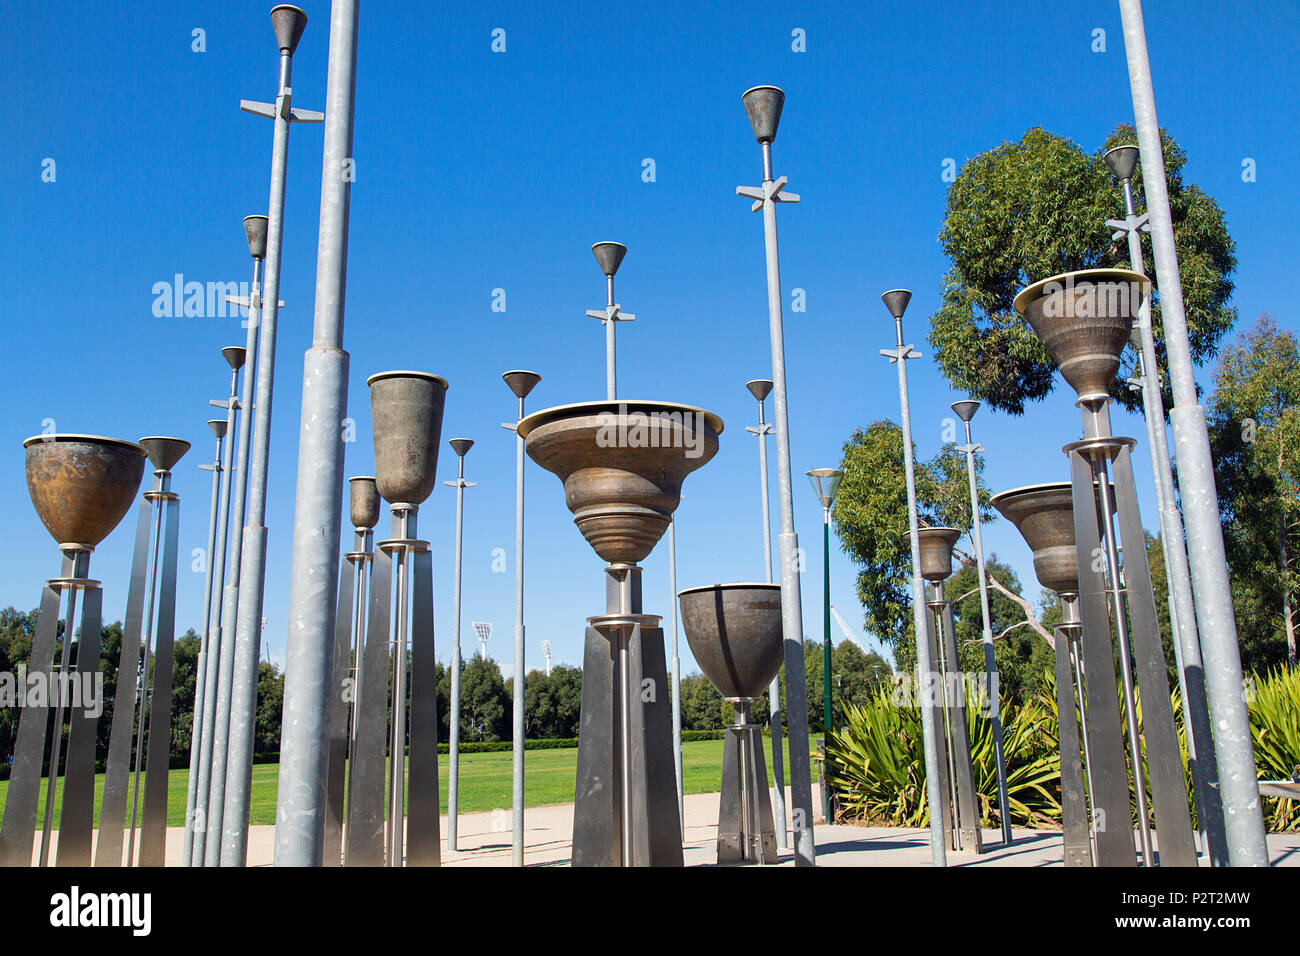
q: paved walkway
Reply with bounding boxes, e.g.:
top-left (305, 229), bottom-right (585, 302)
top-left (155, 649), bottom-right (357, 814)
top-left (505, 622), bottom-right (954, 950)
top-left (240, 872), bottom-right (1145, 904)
top-left (162, 784), bottom-right (1300, 867)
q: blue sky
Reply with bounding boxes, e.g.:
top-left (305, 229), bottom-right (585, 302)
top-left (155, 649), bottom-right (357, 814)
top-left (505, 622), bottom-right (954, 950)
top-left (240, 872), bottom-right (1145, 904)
top-left (2, 0), bottom-right (1295, 678)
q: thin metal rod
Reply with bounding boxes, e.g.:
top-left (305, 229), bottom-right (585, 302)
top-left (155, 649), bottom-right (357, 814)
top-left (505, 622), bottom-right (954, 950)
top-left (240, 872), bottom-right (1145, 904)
top-left (127, 475), bottom-right (166, 865)
top-left (668, 518), bottom-right (684, 841)
top-left (1093, 454), bottom-right (1154, 864)
top-left (512, 393), bottom-right (526, 866)
top-left (274, 0), bottom-right (358, 868)
top-left (1067, 630), bottom-right (1098, 865)
top-left (198, 258), bottom-right (259, 866)
top-left (751, 394), bottom-right (788, 850)
top-left (752, 138), bottom-right (816, 866)
top-left (961, 419), bottom-right (1012, 844)
top-left (619, 625), bottom-right (633, 866)
top-left (1117, 0), bottom-right (1268, 867)
top-left (224, 45), bottom-right (300, 866)
top-left (389, 512), bottom-right (411, 867)
top-left (39, 553), bottom-right (87, 867)
top-left (889, 314), bottom-right (948, 867)
top-left (605, 274), bottom-right (617, 400)
top-left (821, 512), bottom-right (833, 824)
top-left (448, 455), bottom-right (467, 851)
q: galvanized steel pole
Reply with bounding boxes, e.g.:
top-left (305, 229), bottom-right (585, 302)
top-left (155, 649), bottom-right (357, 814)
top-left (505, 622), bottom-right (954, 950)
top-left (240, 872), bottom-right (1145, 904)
top-left (881, 289), bottom-right (947, 867)
top-left (736, 85), bottom-right (815, 866)
top-left (953, 402), bottom-right (1012, 846)
top-left (272, 0), bottom-right (359, 868)
top-left (444, 439), bottom-right (475, 851)
top-left (747, 379), bottom-right (788, 850)
top-left (668, 516), bottom-right (684, 839)
top-left (1105, 145), bottom-right (1228, 865)
top-left (1117, 0), bottom-right (1268, 867)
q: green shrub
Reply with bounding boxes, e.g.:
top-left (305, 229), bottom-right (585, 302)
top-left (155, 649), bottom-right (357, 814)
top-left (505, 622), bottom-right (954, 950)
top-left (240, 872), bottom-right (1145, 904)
top-left (1248, 666), bottom-right (1300, 831)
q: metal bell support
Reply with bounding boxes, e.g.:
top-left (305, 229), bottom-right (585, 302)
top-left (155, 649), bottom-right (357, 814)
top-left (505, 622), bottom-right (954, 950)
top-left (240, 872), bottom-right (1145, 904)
top-left (443, 439), bottom-right (476, 851)
top-left (96, 437), bottom-right (190, 867)
top-left (346, 372), bottom-right (447, 867)
top-left (0, 436), bottom-right (145, 866)
top-left (322, 476), bottom-right (379, 865)
top-left (1016, 269), bottom-right (1196, 866)
top-left (678, 583), bottom-right (785, 865)
top-left (917, 527), bottom-right (983, 854)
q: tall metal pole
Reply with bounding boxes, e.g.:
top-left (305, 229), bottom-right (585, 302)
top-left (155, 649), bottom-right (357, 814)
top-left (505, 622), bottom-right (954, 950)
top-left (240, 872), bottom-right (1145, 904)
top-left (736, 86), bottom-right (815, 866)
top-left (881, 289), bottom-right (947, 867)
top-left (444, 439), bottom-right (475, 851)
top-left (806, 468), bottom-right (843, 825)
top-left (503, 371), bottom-right (541, 867)
top-left (184, 416), bottom-right (226, 867)
top-left (1105, 145), bottom-right (1227, 865)
top-left (588, 242), bottom-right (634, 401)
top-left (1116, 0), bottom-right (1268, 867)
top-left (271, 0), bottom-right (359, 868)
top-left (225, 5), bottom-right (324, 867)
top-left (747, 379), bottom-right (788, 851)
top-left (200, 228), bottom-right (265, 866)
top-left (668, 516), bottom-right (684, 840)
top-left (951, 401), bottom-right (1012, 846)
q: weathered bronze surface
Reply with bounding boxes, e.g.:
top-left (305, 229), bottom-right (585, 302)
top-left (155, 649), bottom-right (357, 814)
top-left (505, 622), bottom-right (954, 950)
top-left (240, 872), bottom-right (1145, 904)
top-left (1014, 268), bottom-right (1148, 401)
top-left (520, 401), bottom-right (722, 564)
top-left (348, 476), bottom-right (379, 530)
top-left (23, 435), bottom-right (146, 548)
top-left (990, 483), bottom-right (1079, 595)
top-left (367, 371), bottom-right (448, 506)
top-left (678, 583), bottom-right (783, 699)
top-left (917, 527), bottom-right (961, 583)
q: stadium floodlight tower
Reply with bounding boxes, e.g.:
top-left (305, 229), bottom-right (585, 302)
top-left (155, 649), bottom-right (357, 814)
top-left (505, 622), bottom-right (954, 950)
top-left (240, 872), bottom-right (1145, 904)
top-left (0, 436), bottom-right (145, 867)
top-left (542, 640), bottom-right (552, 677)
top-left (345, 372), bottom-right (447, 868)
top-left (474, 621), bottom-right (493, 660)
top-left (1016, 269), bottom-right (1196, 867)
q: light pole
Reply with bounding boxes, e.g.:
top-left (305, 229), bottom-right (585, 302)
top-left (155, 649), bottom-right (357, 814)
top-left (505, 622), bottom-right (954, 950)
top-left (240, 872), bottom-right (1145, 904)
top-left (200, 218), bottom-right (268, 866)
top-left (1104, 143), bottom-right (1226, 865)
top-left (541, 641), bottom-right (552, 677)
top-left (880, 288), bottom-right (947, 868)
top-left (1116, 0), bottom-right (1267, 867)
top-left (443, 437), bottom-right (475, 851)
top-left (806, 468), bottom-right (842, 825)
top-left (587, 242), bottom-right (634, 399)
top-left (474, 621), bottom-right (492, 660)
top-left (503, 370), bottom-right (541, 867)
top-left (735, 84), bottom-right (816, 867)
top-left (275, 0), bottom-right (360, 868)
top-left (746, 379), bottom-right (788, 851)
top-left (224, 4), bottom-right (324, 867)
top-left (950, 399), bottom-right (1012, 847)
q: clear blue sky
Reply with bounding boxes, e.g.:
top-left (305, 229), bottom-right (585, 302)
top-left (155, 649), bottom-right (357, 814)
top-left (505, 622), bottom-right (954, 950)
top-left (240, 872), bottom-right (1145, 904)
top-left (3, 0), bottom-right (1295, 678)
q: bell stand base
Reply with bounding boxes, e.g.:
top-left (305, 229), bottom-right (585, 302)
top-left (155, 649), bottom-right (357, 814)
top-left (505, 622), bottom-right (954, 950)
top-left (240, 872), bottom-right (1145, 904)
top-left (346, 506), bottom-right (440, 868)
top-left (1053, 598), bottom-right (1093, 867)
top-left (0, 548), bottom-right (103, 868)
top-left (718, 698), bottom-right (779, 866)
top-left (572, 564), bottom-right (683, 867)
top-left (925, 583), bottom-right (982, 854)
top-left (1067, 398), bottom-right (1197, 868)
top-left (323, 528), bottom-right (373, 866)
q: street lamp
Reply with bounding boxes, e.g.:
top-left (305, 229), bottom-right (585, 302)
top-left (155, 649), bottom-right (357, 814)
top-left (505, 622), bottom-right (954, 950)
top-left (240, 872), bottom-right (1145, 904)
top-left (806, 467), bottom-right (842, 825)
top-left (950, 399), bottom-right (1012, 847)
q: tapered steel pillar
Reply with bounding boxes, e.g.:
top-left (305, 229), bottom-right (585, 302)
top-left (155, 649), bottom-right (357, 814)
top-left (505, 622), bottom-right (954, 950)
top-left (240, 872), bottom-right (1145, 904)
top-left (443, 439), bottom-right (476, 850)
top-left (746, 379), bottom-right (788, 850)
top-left (200, 224), bottom-right (264, 867)
top-left (1104, 144), bottom-right (1227, 865)
top-left (273, 0), bottom-right (360, 868)
top-left (503, 371), bottom-right (541, 867)
top-left (878, 289), bottom-right (948, 867)
top-left (950, 400), bottom-right (1012, 846)
top-left (667, 516), bottom-right (684, 840)
top-left (735, 85), bottom-right (815, 866)
top-left (1116, 0), bottom-right (1268, 867)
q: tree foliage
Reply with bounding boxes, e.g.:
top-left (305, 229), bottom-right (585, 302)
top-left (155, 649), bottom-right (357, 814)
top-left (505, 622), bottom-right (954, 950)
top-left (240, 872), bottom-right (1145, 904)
top-left (1209, 314), bottom-right (1300, 669)
top-left (929, 125), bottom-right (1236, 415)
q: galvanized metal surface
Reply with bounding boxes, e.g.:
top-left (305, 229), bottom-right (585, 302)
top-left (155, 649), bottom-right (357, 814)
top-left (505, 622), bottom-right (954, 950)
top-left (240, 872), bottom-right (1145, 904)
top-left (444, 444), bottom-right (473, 850)
top-left (880, 291), bottom-right (947, 868)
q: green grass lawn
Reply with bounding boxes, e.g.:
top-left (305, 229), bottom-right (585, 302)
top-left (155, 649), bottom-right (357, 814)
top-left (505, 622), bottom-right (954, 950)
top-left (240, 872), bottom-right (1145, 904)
top-left (0, 736), bottom-right (821, 829)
